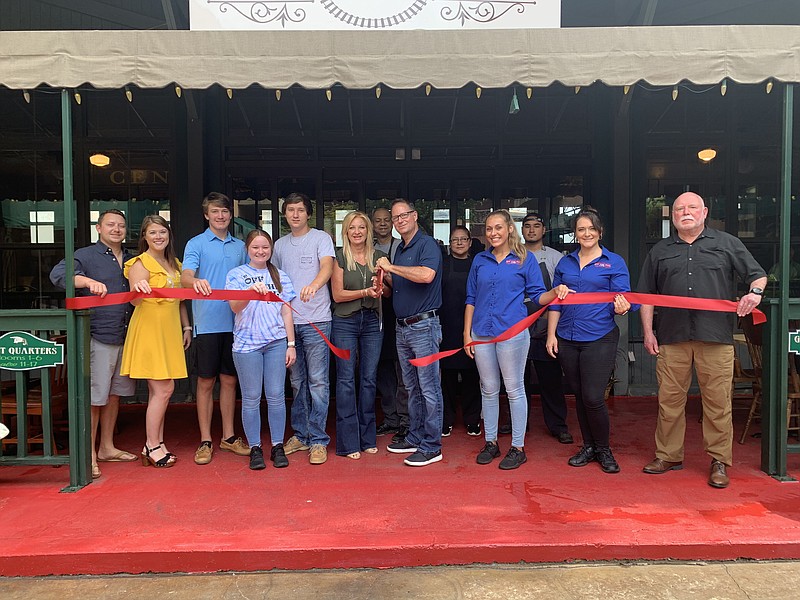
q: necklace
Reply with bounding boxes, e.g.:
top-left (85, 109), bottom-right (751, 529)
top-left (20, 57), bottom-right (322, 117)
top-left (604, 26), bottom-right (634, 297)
top-left (355, 261), bottom-right (369, 288)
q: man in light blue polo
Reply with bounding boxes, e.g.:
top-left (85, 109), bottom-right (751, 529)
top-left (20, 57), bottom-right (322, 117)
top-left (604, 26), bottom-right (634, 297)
top-left (181, 192), bottom-right (248, 465)
top-left (376, 199), bottom-right (444, 467)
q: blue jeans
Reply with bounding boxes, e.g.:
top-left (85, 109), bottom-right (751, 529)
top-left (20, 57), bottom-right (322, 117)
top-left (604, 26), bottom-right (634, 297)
top-left (332, 309), bottom-right (383, 455)
top-left (289, 322), bottom-right (331, 446)
top-left (233, 339), bottom-right (288, 448)
top-left (396, 317), bottom-right (444, 454)
top-left (473, 329), bottom-right (530, 448)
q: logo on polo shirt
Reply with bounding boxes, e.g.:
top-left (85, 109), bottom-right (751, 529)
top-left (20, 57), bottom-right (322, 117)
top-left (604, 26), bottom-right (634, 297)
top-left (505, 258), bottom-right (521, 266)
top-left (594, 262), bottom-right (612, 269)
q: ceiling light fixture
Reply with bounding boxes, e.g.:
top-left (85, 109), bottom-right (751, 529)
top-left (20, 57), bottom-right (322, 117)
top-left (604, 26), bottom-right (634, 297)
top-left (697, 148), bottom-right (717, 163)
top-left (89, 153), bottom-right (110, 167)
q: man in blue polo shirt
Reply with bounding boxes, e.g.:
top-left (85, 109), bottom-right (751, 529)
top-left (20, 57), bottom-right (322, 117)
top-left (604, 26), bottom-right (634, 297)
top-left (376, 200), bottom-right (444, 467)
top-left (181, 192), bottom-right (248, 465)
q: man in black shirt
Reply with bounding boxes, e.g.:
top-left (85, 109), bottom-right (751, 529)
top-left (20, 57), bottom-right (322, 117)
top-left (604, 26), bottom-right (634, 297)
top-left (638, 192), bottom-right (766, 489)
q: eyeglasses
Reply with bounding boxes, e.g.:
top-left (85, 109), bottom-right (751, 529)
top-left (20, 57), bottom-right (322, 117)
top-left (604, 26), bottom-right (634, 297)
top-left (450, 237), bottom-right (470, 243)
top-left (390, 210), bottom-right (416, 223)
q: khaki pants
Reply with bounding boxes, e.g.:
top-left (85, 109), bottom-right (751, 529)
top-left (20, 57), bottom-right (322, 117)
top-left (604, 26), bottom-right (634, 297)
top-left (655, 342), bottom-right (734, 465)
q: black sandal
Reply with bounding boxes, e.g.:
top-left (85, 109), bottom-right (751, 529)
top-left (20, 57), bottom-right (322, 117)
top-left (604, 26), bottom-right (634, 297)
top-left (141, 444), bottom-right (176, 468)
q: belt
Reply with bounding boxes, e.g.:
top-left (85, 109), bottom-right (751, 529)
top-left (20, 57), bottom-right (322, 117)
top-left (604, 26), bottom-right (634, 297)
top-left (397, 310), bottom-right (438, 327)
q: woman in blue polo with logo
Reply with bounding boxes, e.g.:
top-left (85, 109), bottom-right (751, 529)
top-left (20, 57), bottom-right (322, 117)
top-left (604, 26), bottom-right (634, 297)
top-left (546, 207), bottom-right (634, 474)
top-left (464, 209), bottom-right (569, 470)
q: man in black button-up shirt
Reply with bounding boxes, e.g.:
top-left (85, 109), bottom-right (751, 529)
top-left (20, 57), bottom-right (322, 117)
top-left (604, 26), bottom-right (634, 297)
top-left (50, 210), bottom-right (136, 478)
top-left (638, 192), bottom-right (767, 489)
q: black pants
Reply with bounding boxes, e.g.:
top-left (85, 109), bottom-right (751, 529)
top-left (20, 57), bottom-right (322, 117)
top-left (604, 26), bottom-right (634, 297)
top-left (556, 326), bottom-right (619, 448)
top-left (530, 357), bottom-right (569, 435)
top-left (441, 368), bottom-right (481, 428)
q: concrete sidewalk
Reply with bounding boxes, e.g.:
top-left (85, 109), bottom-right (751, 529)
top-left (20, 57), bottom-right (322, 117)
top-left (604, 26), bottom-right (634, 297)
top-left (1, 561), bottom-right (798, 599)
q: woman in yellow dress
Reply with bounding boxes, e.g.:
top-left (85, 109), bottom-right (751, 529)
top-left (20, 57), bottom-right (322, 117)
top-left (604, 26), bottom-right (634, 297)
top-left (121, 215), bottom-right (192, 468)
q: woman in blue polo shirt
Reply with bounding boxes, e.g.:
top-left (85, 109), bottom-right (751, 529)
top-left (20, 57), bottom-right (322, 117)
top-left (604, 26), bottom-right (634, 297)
top-left (226, 229), bottom-right (297, 471)
top-left (546, 207), bottom-right (633, 474)
top-left (464, 209), bottom-right (568, 470)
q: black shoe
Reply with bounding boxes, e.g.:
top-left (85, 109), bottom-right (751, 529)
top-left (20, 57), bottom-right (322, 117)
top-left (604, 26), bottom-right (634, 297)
top-left (498, 423), bottom-right (512, 435)
top-left (249, 446), bottom-right (266, 470)
top-left (376, 422), bottom-right (400, 436)
top-left (555, 431), bottom-right (574, 444)
top-left (270, 443), bottom-right (289, 468)
top-left (403, 450), bottom-right (443, 467)
top-left (442, 425), bottom-right (453, 437)
top-left (466, 423), bottom-right (481, 436)
top-left (391, 427), bottom-right (409, 444)
top-left (595, 446), bottom-right (620, 473)
top-left (476, 441), bottom-right (501, 465)
top-left (499, 447), bottom-right (527, 470)
top-left (387, 439), bottom-right (418, 454)
top-left (568, 445), bottom-right (596, 467)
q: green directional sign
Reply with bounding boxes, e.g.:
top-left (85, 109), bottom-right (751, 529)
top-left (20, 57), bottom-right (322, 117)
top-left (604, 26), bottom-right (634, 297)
top-left (790, 330), bottom-right (800, 355)
top-left (0, 331), bottom-right (64, 371)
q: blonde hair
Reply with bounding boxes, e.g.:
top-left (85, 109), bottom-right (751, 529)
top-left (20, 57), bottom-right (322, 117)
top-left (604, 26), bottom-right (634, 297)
top-left (486, 209), bottom-right (528, 265)
top-left (341, 211), bottom-right (377, 272)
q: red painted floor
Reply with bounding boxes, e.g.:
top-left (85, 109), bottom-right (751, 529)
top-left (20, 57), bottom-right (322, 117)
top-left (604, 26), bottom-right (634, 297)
top-left (1, 395), bottom-right (799, 576)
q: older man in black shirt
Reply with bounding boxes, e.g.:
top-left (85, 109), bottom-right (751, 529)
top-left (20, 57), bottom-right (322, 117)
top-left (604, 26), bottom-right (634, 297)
top-left (51, 209), bottom-right (136, 479)
top-left (638, 192), bottom-right (767, 489)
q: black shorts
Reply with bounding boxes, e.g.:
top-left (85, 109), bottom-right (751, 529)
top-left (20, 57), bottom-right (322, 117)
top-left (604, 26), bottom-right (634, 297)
top-left (194, 332), bottom-right (237, 378)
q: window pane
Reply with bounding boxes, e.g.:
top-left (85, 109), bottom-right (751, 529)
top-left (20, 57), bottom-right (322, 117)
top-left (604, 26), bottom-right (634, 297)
top-left (232, 176), bottom-right (272, 240)
top-left (322, 180), bottom-right (359, 246)
top-left (88, 149), bottom-right (171, 244)
top-left (0, 248), bottom-right (65, 309)
top-left (0, 150), bottom-right (68, 244)
top-left (455, 179), bottom-right (492, 250)
top-left (411, 179), bottom-right (450, 247)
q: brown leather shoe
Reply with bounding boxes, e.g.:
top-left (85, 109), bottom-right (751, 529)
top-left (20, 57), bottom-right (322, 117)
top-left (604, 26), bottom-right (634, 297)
top-left (642, 457), bottom-right (683, 474)
top-left (709, 459), bottom-right (730, 488)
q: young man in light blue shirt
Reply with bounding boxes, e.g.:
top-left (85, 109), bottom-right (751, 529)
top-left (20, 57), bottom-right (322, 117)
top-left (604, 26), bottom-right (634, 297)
top-left (181, 192), bottom-right (248, 465)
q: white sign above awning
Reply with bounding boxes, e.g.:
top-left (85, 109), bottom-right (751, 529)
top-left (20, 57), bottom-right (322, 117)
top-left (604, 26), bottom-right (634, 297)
top-left (189, 0), bottom-right (561, 30)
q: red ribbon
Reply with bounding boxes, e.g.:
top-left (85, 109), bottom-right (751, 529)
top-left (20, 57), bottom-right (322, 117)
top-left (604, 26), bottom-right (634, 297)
top-left (66, 288), bottom-right (350, 360)
top-left (408, 292), bottom-right (766, 367)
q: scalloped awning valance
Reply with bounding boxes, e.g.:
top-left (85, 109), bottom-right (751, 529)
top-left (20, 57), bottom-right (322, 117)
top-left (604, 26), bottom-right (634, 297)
top-left (1, 25), bottom-right (799, 90)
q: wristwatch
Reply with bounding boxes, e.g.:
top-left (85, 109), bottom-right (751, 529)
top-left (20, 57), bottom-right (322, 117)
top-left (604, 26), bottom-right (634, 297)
top-left (749, 287), bottom-right (764, 296)
top-left (287, 341), bottom-right (296, 348)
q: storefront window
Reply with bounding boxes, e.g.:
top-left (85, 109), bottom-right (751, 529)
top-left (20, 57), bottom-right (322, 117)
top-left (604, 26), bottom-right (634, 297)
top-left (88, 149), bottom-right (171, 244)
top-left (410, 179), bottom-right (450, 248)
top-left (322, 179), bottom-right (359, 246)
top-left (549, 175), bottom-right (584, 247)
top-left (0, 150), bottom-right (67, 244)
top-left (231, 176), bottom-right (272, 240)
top-left (454, 179), bottom-right (492, 250)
